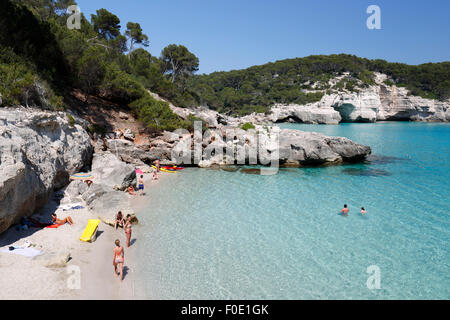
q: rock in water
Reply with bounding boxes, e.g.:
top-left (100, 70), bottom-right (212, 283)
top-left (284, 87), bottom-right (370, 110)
top-left (0, 108), bottom-right (93, 234)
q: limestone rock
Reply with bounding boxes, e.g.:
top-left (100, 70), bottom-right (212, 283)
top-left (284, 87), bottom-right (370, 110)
top-left (34, 252), bottom-right (71, 268)
top-left (91, 152), bottom-right (136, 190)
top-left (0, 108), bottom-right (92, 234)
top-left (269, 103), bottom-right (341, 124)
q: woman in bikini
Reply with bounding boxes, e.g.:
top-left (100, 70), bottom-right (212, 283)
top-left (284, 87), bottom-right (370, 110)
top-left (51, 213), bottom-right (74, 225)
top-left (124, 215), bottom-right (132, 248)
top-left (113, 239), bottom-right (124, 282)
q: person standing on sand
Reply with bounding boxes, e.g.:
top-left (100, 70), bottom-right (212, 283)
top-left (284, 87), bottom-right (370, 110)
top-left (113, 239), bottom-right (124, 282)
top-left (154, 159), bottom-right (160, 172)
top-left (138, 175), bottom-right (144, 195)
top-left (124, 215), bottom-right (133, 248)
top-left (340, 204), bottom-right (349, 217)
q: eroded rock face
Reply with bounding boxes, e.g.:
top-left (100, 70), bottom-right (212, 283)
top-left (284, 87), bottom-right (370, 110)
top-left (171, 125), bottom-right (371, 167)
top-left (269, 103), bottom-right (342, 124)
top-left (278, 129), bottom-right (371, 164)
top-left (265, 84), bottom-right (449, 124)
top-left (378, 85), bottom-right (450, 121)
top-left (91, 152), bottom-right (136, 190)
top-left (0, 108), bottom-right (92, 234)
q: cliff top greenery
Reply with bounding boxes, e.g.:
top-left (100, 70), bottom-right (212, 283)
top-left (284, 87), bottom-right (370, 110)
top-left (0, 0), bottom-right (199, 132)
top-left (1, 0), bottom-right (449, 128)
top-left (188, 55), bottom-right (450, 116)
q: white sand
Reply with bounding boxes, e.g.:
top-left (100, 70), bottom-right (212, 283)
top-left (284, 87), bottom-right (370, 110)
top-left (0, 171), bottom-right (167, 300)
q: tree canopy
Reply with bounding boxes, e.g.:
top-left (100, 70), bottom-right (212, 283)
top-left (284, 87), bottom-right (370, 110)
top-left (91, 8), bottom-right (121, 40)
top-left (125, 22), bottom-right (149, 53)
top-left (161, 44), bottom-right (199, 84)
top-left (188, 54), bottom-right (450, 116)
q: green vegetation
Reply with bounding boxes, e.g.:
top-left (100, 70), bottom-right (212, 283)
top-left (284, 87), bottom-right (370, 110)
top-left (188, 54), bottom-right (450, 116)
top-left (0, 0), bottom-right (200, 132)
top-left (67, 114), bottom-right (75, 126)
top-left (1, 1), bottom-right (449, 125)
top-left (241, 122), bottom-right (256, 131)
top-left (88, 123), bottom-right (107, 135)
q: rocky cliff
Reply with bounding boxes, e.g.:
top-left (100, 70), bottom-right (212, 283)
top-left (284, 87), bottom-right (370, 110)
top-left (257, 74), bottom-right (450, 124)
top-left (0, 108), bottom-right (93, 233)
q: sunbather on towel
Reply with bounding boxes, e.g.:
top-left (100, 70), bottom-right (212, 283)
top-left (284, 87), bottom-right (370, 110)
top-left (51, 213), bottom-right (74, 226)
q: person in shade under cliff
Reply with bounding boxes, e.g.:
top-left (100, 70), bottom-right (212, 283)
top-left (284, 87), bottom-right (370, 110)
top-left (340, 204), bottom-right (349, 217)
top-left (113, 239), bottom-right (124, 282)
top-left (138, 175), bottom-right (144, 195)
top-left (51, 213), bottom-right (74, 225)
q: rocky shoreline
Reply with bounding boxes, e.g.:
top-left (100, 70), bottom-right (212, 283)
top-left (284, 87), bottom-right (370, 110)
top-left (242, 75), bottom-right (450, 124)
top-left (0, 106), bottom-right (373, 235)
top-left (155, 73), bottom-right (449, 126)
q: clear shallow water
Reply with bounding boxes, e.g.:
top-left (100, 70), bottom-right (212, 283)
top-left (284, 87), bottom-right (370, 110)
top-left (136, 122), bottom-right (450, 299)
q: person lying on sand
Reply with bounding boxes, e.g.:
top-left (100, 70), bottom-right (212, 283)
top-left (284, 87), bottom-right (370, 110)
top-left (113, 239), bottom-right (124, 282)
top-left (340, 204), bottom-right (349, 217)
top-left (115, 211), bottom-right (125, 230)
top-left (51, 213), bottom-right (74, 225)
top-left (127, 186), bottom-right (136, 195)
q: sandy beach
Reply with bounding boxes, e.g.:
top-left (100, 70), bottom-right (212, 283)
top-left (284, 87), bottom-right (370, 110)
top-left (0, 172), bottom-right (164, 300)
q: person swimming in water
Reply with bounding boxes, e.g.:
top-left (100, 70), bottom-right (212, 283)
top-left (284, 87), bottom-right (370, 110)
top-left (113, 239), bottom-right (124, 282)
top-left (361, 207), bottom-right (366, 215)
top-left (340, 204), bottom-right (349, 217)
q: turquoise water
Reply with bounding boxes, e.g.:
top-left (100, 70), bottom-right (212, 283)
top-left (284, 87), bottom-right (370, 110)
top-left (136, 122), bottom-right (450, 299)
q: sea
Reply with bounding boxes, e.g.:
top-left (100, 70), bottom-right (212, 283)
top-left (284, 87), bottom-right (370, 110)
top-left (135, 122), bottom-right (450, 299)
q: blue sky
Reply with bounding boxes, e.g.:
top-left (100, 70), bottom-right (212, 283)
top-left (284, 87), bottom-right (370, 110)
top-left (76, 0), bottom-right (450, 74)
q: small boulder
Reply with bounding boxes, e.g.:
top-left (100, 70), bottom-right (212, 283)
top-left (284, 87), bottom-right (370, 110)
top-left (34, 252), bottom-right (71, 268)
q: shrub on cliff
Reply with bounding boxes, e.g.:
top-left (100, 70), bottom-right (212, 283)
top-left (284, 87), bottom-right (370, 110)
top-left (130, 95), bottom-right (185, 132)
top-left (241, 122), bottom-right (256, 131)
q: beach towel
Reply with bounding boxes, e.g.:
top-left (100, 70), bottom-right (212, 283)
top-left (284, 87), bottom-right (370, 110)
top-left (59, 203), bottom-right (83, 211)
top-left (45, 223), bottom-right (63, 229)
top-left (0, 247), bottom-right (43, 257)
top-left (63, 205), bottom-right (84, 211)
